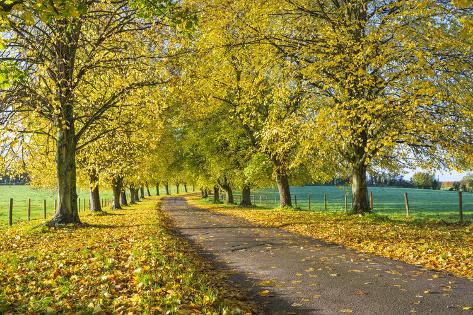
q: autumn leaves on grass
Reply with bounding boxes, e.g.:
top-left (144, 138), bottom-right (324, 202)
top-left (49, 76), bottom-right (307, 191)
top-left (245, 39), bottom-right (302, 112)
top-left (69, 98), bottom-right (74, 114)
top-left (0, 197), bottom-right (251, 314)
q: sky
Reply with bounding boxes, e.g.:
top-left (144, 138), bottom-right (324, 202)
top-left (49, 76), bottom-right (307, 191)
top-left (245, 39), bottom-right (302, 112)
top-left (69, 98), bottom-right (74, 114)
top-left (404, 169), bottom-right (470, 182)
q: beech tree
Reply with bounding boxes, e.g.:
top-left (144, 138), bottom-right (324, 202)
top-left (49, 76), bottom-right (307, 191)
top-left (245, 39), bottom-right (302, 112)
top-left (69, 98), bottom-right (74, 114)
top-left (262, 0), bottom-right (473, 212)
top-left (0, 0), bottom-right (180, 224)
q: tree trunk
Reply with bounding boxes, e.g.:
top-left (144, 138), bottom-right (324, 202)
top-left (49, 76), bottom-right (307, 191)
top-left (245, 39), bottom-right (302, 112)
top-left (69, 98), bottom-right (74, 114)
top-left (202, 188), bottom-right (208, 198)
top-left (89, 184), bottom-right (101, 212)
top-left (146, 182), bottom-right (151, 196)
top-left (213, 185), bottom-right (220, 203)
top-left (49, 123), bottom-right (80, 225)
top-left (89, 170), bottom-right (102, 212)
top-left (165, 182), bottom-right (170, 195)
top-left (276, 171), bottom-right (292, 207)
top-left (351, 163), bottom-right (370, 213)
top-left (111, 176), bottom-right (122, 210)
top-left (120, 189), bottom-right (128, 206)
top-left (140, 186), bottom-right (145, 199)
top-left (176, 183), bottom-right (180, 194)
top-left (156, 182), bottom-right (160, 196)
top-left (184, 183), bottom-right (188, 193)
top-left (222, 185), bottom-right (234, 204)
top-left (240, 185), bottom-right (252, 206)
top-left (130, 186), bottom-right (137, 204)
top-left (47, 19), bottom-right (82, 226)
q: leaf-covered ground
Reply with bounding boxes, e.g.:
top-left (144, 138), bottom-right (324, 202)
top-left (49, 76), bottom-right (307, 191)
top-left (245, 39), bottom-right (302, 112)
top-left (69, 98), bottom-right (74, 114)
top-left (0, 197), bottom-right (252, 314)
top-left (188, 196), bottom-right (473, 281)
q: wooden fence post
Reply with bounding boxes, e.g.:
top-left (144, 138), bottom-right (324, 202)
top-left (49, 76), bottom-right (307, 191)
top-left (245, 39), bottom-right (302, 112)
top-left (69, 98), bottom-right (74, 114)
top-left (28, 198), bottom-right (31, 222)
top-left (43, 200), bottom-right (47, 219)
top-left (370, 192), bottom-right (373, 210)
top-left (308, 194), bottom-right (311, 211)
top-left (8, 198), bottom-right (13, 226)
top-left (404, 193), bottom-right (410, 217)
top-left (324, 194), bottom-right (327, 211)
top-left (294, 195), bottom-right (297, 207)
top-left (459, 191), bottom-right (463, 223)
top-left (345, 194), bottom-right (348, 212)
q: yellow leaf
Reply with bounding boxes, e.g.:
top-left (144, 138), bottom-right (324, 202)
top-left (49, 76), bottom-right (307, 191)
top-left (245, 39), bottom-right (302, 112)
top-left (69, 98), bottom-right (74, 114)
top-left (259, 289), bottom-right (271, 297)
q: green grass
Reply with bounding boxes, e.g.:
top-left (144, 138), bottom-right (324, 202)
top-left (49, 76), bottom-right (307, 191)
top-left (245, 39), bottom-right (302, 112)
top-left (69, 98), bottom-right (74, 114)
top-left (231, 185), bottom-right (473, 222)
top-left (0, 184), bottom-right (193, 226)
top-left (0, 185), bottom-right (114, 225)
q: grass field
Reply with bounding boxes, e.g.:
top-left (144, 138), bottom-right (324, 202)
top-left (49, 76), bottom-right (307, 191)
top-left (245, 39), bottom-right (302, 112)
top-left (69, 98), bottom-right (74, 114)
top-left (0, 184), bottom-right (186, 226)
top-left (0, 185), bottom-right (115, 225)
top-left (2, 184), bottom-right (471, 225)
top-left (232, 186), bottom-right (473, 222)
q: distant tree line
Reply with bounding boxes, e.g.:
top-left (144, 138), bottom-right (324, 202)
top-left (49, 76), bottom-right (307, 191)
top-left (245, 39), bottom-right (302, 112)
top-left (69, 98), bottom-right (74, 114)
top-left (315, 171), bottom-right (473, 192)
top-left (0, 173), bottom-right (29, 185)
top-left (442, 174), bottom-right (473, 192)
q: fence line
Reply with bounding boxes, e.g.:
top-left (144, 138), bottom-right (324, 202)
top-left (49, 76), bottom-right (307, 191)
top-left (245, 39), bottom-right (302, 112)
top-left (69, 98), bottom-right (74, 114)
top-left (2, 197), bottom-right (117, 227)
top-left (214, 189), bottom-right (470, 222)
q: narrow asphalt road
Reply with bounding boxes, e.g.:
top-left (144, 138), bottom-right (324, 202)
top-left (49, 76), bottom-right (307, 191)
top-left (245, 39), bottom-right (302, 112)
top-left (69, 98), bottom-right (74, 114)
top-left (161, 197), bottom-right (473, 315)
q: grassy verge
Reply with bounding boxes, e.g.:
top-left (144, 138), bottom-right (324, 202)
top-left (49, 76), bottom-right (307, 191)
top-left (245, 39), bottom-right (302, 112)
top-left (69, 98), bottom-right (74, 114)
top-left (0, 196), bottom-right (252, 314)
top-left (187, 195), bottom-right (473, 281)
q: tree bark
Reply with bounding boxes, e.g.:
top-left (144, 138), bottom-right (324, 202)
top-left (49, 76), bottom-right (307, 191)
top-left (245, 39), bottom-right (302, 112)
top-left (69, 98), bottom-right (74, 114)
top-left (202, 188), bottom-right (208, 198)
top-left (276, 171), bottom-right (292, 207)
top-left (89, 171), bottom-right (101, 212)
top-left (146, 182), bottom-right (151, 196)
top-left (111, 176), bottom-right (122, 210)
top-left (351, 163), bottom-right (370, 213)
top-left (165, 182), bottom-right (170, 195)
top-left (47, 19), bottom-right (82, 226)
top-left (120, 189), bottom-right (128, 206)
top-left (176, 183), bottom-right (180, 194)
top-left (130, 186), bottom-right (137, 204)
top-left (156, 182), bottom-right (160, 196)
top-left (218, 176), bottom-right (234, 204)
top-left (50, 122), bottom-right (80, 225)
top-left (184, 183), bottom-right (188, 193)
top-left (140, 186), bottom-right (145, 199)
top-left (222, 185), bottom-right (234, 204)
top-left (240, 185), bottom-right (252, 206)
top-left (213, 185), bottom-right (220, 203)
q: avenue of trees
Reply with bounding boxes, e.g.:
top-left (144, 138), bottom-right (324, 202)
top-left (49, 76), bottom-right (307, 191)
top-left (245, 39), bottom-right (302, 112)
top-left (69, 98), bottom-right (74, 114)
top-left (0, 0), bottom-right (472, 225)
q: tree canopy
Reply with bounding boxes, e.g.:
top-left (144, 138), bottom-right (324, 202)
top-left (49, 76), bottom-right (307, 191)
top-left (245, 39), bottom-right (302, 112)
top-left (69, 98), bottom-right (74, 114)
top-left (0, 0), bottom-right (471, 224)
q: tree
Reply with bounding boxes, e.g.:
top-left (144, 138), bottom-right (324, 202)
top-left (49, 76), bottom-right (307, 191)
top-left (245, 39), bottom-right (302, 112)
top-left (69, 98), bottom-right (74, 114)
top-left (262, 0), bottom-right (473, 213)
top-left (412, 172), bottom-right (435, 189)
top-left (0, 0), bottom-right (177, 224)
top-left (461, 174), bottom-right (473, 192)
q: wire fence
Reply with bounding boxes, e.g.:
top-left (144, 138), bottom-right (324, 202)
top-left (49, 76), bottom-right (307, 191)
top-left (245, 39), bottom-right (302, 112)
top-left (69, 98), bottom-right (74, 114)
top-left (0, 185), bottom-right (173, 227)
top-left (0, 197), bottom-right (117, 227)
top-left (224, 186), bottom-right (473, 222)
